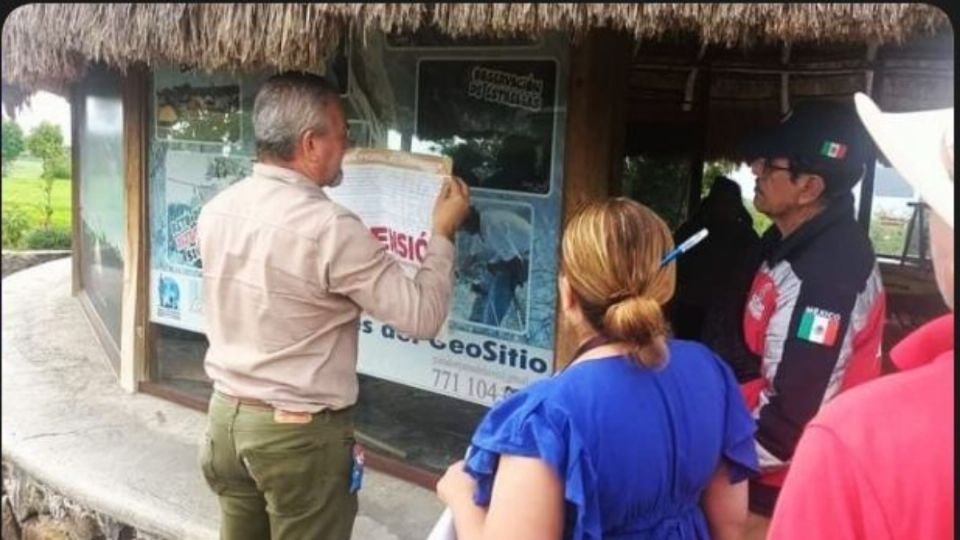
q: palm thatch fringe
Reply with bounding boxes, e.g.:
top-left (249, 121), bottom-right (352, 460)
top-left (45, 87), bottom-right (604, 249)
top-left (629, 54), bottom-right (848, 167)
top-left (1, 3), bottom-right (950, 106)
top-left (431, 3), bottom-right (948, 44)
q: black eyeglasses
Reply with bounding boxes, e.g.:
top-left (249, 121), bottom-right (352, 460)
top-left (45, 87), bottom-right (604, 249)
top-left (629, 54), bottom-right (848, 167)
top-left (751, 158), bottom-right (794, 177)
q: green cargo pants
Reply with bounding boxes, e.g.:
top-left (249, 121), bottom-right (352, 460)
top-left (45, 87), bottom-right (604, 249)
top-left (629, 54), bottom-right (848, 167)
top-left (200, 392), bottom-right (358, 540)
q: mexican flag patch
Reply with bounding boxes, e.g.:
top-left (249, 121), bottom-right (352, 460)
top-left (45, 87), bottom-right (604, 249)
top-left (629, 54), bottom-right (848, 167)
top-left (820, 140), bottom-right (848, 159)
top-left (797, 307), bottom-right (841, 346)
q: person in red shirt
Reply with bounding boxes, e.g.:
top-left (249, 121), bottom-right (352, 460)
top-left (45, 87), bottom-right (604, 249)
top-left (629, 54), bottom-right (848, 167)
top-left (768, 93), bottom-right (954, 540)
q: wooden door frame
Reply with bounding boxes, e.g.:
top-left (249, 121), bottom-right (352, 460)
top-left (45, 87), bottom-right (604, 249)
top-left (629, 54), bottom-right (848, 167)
top-left (553, 29), bottom-right (633, 370)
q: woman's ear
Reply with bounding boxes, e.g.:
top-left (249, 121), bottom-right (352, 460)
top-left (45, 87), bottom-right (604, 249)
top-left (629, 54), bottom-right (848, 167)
top-left (559, 273), bottom-right (592, 340)
top-left (558, 273), bottom-right (583, 321)
top-left (558, 273), bottom-right (574, 311)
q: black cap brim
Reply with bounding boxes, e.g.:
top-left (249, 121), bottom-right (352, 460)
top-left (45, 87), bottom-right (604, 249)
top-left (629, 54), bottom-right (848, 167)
top-left (738, 124), bottom-right (793, 162)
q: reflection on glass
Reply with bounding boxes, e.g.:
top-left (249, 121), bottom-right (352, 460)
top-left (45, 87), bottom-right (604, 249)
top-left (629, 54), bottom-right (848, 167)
top-left (79, 220), bottom-right (124, 345)
top-left (355, 374), bottom-right (486, 473)
top-left (387, 129), bottom-right (403, 151)
top-left (622, 154), bottom-right (692, 230)
top-left (416, 60), bottom-right (557, 194)
top-left (156, 83), bottom-right (242, 144)
top-left (347, 120), bottom-right (371, 148)
top-left (80, 81), bottom-right (126, 358)
top-left (153, 324), bottom-right (210, 399)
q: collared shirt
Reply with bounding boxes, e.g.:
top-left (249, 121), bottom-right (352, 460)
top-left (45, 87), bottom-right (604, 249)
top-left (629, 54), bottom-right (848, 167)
top-left (769, 314), bottom-right (954, 540)
top-left (196, 163), bottom-right (455, 412)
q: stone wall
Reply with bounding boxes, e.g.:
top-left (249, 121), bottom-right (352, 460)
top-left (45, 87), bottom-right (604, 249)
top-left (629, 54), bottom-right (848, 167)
top-left (1, 460), bottom-right (159, 540)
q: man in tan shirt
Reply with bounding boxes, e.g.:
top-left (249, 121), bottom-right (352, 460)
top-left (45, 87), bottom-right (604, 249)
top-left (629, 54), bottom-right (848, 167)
top-left (197, 72), bottom-right (470, 540)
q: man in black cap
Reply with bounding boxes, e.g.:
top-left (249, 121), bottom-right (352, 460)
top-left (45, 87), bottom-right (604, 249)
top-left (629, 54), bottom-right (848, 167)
top-left (736, 99), bottom-right (887, 538)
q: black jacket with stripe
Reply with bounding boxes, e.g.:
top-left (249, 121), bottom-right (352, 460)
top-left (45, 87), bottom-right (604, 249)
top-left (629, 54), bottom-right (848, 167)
top-left (741, 194), bottom-right (886, 477)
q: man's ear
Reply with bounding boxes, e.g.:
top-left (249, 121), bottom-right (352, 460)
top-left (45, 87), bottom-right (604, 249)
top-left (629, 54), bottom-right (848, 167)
top-left (299, 129), bottom-right (319, 162)
top-left (797, 173), bottom-right (827, 205)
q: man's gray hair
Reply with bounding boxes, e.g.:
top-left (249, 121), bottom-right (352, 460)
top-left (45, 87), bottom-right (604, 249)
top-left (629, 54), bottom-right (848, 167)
top-left (253, 72), bottom-right (341, 161)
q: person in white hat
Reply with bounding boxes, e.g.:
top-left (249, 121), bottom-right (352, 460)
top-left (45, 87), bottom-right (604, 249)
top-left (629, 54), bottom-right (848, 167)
top-left (768, 93), bottom-right (954, 540)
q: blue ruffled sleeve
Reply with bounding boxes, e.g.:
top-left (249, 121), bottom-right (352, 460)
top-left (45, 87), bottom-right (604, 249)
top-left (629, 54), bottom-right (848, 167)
top-left (464, 383), bottom-right (603, 540)
top-left (716, 357), bottom-right (760, 482)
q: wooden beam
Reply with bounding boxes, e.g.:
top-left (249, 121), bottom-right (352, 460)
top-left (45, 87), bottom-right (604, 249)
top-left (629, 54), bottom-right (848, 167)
top-left (683, 44), bottom-right (710, 112)
top-left (780, 42), bottom-right (792, 114)
top-left (119, 66), bottom-right (150, 393)
top-left (864, 42), bottom-right (879, 99)
top-left (629, 63), bottom-right (950, 76)
top-left (553, 29), bottom-right (632, 371)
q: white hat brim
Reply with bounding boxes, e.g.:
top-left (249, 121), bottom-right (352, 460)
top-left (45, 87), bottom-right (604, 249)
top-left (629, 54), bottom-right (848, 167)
top-left (854, 93), bottom-right (953, 229)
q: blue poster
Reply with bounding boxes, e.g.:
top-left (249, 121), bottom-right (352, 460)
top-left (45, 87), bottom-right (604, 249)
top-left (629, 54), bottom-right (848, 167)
top-left (148, 68), bottom-right (257, 332)
top-left (353, 58), bottom-right (565, 405)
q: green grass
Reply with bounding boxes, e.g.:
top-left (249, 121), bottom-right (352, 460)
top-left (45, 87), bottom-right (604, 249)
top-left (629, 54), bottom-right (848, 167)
top-left (743, 201), bottom-right (909, 257)
top-left (1, 157), bottom-right (72, 229)
top-left (869, 219), bottom-right (909, 258)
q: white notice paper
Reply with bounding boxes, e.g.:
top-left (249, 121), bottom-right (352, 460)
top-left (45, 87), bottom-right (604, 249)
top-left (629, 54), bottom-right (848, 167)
top-left (330, 149), bottom-right (553, 406)
top-left (328, 148), bottom-right (451, 276)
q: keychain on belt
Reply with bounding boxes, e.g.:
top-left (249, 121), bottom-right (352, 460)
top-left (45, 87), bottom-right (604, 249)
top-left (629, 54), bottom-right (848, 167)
top-left (349, 443), bottom-right (365, 494)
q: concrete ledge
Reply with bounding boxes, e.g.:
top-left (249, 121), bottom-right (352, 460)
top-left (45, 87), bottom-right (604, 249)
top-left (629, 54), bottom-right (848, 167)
top-left (1, 250), bottom-right (71, 278)
top-left (1, 258), bottom-right (444, 539)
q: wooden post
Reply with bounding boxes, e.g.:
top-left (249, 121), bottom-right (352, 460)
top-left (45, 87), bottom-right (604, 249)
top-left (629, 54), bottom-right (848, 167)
top-left (858, 50), bottom-right (883, 232)
top-left (553, 29), bottom-right (632, 371)
top-left (688, 66), bottom-right (712, 215)
top-left (70, 83), bottom-right (83, 296)
top-left (119, 66), bottom-right (150, 393)
top-left (858, 152), bottom-right (877, 231)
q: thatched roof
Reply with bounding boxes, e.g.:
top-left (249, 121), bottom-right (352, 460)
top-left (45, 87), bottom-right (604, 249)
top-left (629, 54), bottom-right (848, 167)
top-left (620, 29), bottom-right (954, 160)
top-left (2, 3), bottom-right (951, 104)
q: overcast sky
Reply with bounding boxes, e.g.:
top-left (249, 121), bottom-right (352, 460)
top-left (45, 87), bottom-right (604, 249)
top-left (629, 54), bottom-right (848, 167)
top-left (2, 91), bottom-right (72, 145)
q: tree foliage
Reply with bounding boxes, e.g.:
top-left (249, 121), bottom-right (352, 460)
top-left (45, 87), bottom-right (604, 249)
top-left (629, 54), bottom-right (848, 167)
top-left (2, 120), bottom-right (25, 177)
top-left (24, 121), bottom-right (69, 228)
top-left (25, 121), bottom-right (67, 180)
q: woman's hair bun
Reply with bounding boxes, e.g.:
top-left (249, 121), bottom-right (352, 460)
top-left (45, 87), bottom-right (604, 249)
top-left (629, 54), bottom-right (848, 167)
top-left (603, 295), bottom-right (669, 367)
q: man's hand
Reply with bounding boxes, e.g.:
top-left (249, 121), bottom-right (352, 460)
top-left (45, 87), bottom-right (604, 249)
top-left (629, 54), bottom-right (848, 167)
top-left (432, 176), bottom-right (471, 240)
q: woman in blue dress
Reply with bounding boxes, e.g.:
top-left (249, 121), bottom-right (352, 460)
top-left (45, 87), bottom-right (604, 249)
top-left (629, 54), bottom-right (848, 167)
top-left (437, 198), bottom-right (759, 539)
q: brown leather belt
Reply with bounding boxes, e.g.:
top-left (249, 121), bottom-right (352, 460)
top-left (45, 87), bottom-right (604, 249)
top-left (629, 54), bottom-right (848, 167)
top-left (215, 390), bottom-right (275, 410)
top-left (214, 391), bottom-right (353, 418)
